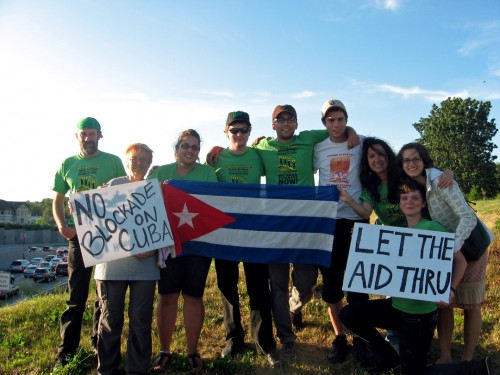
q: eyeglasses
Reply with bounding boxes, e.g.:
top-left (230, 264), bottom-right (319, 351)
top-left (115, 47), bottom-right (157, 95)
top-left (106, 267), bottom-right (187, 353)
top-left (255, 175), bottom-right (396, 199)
top-left (273, 117), bottom-right (296, 124)
top-left (179, 143), bottom-right (200, 152)
top-left (402, 156), bottom-right (422, 165)
top-left (228, 127), bottom-right (250, 135)
top-left (128, 156), bottom-right (151, 163)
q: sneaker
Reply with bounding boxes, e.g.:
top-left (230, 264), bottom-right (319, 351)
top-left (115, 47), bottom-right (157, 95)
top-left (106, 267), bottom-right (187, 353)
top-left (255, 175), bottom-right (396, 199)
top-left (385, 329), bottom-right (400, 354)
top-left (327, 335), bottom-right (348, 364)
top-left (281, 342), bottom-right (296, 362)
top-left (292, 312), bottom-right (304, 330)
top-left (221, 341), bottom-right (244, 358)
top-left (264, 350), bottom-right (280, 368)
top-left (352, 337), bottom-right (375, 368)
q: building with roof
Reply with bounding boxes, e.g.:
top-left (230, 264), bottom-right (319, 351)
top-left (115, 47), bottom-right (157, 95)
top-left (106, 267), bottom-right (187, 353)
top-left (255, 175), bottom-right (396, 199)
top-left (0, 200), bottom-right (33, 224)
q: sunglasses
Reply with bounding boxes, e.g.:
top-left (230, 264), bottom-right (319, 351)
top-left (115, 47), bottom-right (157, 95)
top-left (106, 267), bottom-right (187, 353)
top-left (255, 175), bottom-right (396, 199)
top-left (228, 127), bottom-right (250, 135)
top-left (179, 143), bottom-right (200, 151)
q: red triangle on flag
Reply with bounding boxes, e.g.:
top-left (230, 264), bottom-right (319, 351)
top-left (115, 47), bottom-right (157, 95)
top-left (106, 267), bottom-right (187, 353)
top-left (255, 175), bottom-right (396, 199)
top-left (162, 183), bottom-right (236, 254)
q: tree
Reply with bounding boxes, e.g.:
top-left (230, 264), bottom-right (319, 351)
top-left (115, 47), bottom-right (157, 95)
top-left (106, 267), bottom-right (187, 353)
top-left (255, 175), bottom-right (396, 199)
top-left (413, 97), bottom-right (498, 198)
top-left (26, 198), bottom-right (55, 225)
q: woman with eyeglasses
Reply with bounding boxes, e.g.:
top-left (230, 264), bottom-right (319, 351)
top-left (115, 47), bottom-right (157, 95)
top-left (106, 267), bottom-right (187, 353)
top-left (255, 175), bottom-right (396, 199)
top-left (336, 137), bottom-right (453, 363)
top-left (341, 180), bottom-right (493, 375)
top-left (148, 129), bottom-right (217, 373)
top-left (397, 142), bottom-right (486, 365)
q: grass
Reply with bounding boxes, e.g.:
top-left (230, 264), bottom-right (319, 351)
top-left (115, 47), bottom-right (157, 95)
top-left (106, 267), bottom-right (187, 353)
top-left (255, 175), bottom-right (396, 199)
top-left (1, 198), bottom-right (499, 374)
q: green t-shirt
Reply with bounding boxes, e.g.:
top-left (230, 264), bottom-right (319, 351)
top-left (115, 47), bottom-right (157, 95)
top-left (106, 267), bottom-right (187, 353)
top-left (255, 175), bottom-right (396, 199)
top-left (255, 130), bottom-right (328, 186)
top-left (212, 148), bottom-right (264, 184)
top-left (52, 151), bottom-right (126, 194)
top-left (392, 219), bottom-right (448, 314)
top-left (148, 162), bottom-right (217, 183)
top-left (360, 183), bottom-right (407, 227)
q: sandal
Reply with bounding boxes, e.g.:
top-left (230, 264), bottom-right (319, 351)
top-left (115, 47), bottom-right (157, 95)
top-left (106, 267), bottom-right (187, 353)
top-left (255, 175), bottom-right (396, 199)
top-left (187, 353), bottom-right (203, 373)
top-left (151, 351), bottom-right (172, 373)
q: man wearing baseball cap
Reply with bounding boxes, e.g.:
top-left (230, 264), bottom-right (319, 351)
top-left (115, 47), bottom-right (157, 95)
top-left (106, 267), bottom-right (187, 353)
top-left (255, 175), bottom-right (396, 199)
top-left (207, 104), bottom-right (359, 361)
top-left (212, 111), bottom-right (279, 367)
top-left (313, 100), bottom-right (369, 364)
top-left (52, 117), bottom-right (126, 370)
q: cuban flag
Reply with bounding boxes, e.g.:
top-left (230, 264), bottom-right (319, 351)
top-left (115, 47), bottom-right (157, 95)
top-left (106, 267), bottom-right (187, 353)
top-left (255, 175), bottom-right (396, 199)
top-left (162, 180), bottom-right (338, 267)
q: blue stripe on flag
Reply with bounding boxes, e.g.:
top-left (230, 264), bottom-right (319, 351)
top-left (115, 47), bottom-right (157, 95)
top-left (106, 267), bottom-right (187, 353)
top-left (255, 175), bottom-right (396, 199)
top-left (169, 180), bottom-right (338, 201)
top-left (225, 213), bottom-right (335, 234)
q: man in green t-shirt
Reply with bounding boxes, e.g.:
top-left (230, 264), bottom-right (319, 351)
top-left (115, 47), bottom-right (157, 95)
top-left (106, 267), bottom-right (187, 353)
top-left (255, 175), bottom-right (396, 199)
top-left (254, 104), bottom-right (329, 359)
top-left (212, 111), bottom-right (279, 367)
top-left (51, 117), bottom-right (126, 371)
top-left (207, 105), bottom-right (357, 361)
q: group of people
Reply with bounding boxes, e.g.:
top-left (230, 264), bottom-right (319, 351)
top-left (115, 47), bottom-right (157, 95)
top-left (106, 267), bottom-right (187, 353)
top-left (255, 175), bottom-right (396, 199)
top-left (51, 98), bottom-right (492, 374)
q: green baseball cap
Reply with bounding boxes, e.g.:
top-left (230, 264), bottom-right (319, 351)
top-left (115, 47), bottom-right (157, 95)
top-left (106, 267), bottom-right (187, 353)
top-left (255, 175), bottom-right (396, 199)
top-left (226, 111), bottom-right (251, 127)
top-left (77, 117), bottom-right (101, 131)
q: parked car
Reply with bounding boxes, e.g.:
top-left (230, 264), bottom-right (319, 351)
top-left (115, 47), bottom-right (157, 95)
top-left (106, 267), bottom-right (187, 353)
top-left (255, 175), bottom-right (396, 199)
top-left (49, 258), bottom-right (63, 268)
top-left (42, 246), bottom-right (54, 252)
top-left (33, 267), bottom-right (56, 282)
top-left (56, 246), bottom-right (68, 254)
top-left (28, 246), bottom-right (41, 252)
top-left (29, 257), bottom-right (44, 266)
top-left (39, 261), bottom-right (52, 270)
top-left (24, 265), bottom-right (38, 278)
top-left (9, 259), bottom-right (30, 272)
top-left (55, 262), bottom-right (69, 276)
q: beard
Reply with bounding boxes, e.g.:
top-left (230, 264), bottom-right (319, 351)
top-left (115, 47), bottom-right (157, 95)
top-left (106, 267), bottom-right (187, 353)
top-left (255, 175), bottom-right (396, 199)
top-left (81, 141), bottom-right (98, 155)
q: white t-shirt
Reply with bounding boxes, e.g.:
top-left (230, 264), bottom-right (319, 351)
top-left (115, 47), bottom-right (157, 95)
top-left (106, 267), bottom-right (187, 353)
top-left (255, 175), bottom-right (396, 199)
top-left (314, 136), bottom-right (365, 220)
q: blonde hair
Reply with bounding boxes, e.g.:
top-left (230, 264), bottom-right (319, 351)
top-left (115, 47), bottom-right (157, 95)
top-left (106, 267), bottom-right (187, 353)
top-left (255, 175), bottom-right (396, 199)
top-left (125, 143), bottom-right (153, 160)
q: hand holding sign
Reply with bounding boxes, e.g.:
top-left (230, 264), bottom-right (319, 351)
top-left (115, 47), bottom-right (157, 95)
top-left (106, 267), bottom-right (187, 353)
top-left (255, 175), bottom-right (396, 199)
top-left (70, 179), bottom-right (174, 267)
top-left (343, 223), bottom-right (455, 303)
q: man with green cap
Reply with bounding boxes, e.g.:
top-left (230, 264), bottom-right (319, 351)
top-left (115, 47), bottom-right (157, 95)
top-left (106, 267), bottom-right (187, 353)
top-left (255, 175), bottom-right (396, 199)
top-left (211, 111), bottom-right (279, 367)
top-left (52, 117), bottom-right (126, 370)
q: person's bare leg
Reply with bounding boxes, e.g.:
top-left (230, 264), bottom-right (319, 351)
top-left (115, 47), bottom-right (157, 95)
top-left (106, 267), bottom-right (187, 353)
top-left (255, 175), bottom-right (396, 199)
top-left (157, 293), bottom-right (180, 352)
top-left (436, 307), bottom-right (454, 364)
top-left (183, 294), bottom-right (205, 355)
top-left (462, 308), bottom-right (482, 361)
top-left (328, 300), bottom-right (345, 335)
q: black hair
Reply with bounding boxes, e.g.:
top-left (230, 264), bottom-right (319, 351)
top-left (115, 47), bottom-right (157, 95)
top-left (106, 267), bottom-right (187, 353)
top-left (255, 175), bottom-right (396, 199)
top-left (397, 142), bottom-right (434, 173)
top-left (360, 137), bottom-right (400, 203)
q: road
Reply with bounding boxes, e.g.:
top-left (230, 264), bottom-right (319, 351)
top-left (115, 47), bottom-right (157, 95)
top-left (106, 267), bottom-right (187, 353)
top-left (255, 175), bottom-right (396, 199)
top-left (0, 243), bottom-right (68, 307)
top-left (1, 271), bottom-right (68, 306)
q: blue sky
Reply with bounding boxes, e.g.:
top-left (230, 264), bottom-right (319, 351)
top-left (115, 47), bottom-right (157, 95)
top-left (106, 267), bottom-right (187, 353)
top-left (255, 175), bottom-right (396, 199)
top-left (1, 0), bottom-right (499, 202)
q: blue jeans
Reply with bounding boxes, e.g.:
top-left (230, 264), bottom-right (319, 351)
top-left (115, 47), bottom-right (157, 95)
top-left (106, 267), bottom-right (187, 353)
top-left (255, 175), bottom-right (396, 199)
top-left (341, 298), bottom-right (437, 375)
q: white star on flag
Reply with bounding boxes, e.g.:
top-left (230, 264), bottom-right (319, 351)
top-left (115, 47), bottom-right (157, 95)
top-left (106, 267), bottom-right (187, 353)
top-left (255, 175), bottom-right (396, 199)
top-left (173, 203), bottom-right (199, 228)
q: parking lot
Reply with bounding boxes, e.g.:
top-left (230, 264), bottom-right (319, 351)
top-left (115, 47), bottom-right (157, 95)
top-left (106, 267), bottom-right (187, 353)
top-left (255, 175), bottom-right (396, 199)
top-left (0, 244), bottom-right (68, 306)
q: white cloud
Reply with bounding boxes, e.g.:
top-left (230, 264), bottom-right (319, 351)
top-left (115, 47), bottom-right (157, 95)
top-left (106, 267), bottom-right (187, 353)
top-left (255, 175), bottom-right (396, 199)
top-left (489, 68), bottom-right (500, 77)
top-left (363, 82), bottom-right (469, 102)
top-left (198, 90), bottom-right (236, 98)
top-left (292, 90), bottom-right (319, 99)
top-left (458, 20), bottom-right (500, 56)
top-left (368, 0), bottom-right (401, 12)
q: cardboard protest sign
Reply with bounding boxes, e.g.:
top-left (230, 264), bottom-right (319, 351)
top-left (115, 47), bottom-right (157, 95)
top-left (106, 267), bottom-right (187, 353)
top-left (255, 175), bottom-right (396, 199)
top-left (343, 223), bottom-right (455, 303)
top-left (70, 179), bottom-right (174, 267)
